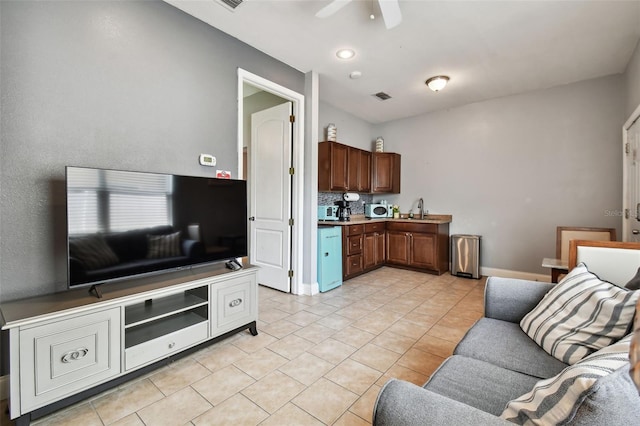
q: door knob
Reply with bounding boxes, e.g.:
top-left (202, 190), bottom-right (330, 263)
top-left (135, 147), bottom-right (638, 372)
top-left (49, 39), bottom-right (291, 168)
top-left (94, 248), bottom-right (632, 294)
top-left (633, 229), bottom-right (639, 235)
top-left (249, 216), bottom-right (255, 221)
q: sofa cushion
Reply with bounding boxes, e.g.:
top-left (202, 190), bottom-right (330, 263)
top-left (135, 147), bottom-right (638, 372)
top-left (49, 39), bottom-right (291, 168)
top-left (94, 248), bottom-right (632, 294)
top-left (69, 235), bottom-right (119, 270)
top-left (520, 263), bottom-right (639, 364)
top-left (147, 231), bottom-right (182, 259)
top-left (570, 364), bottom-right (640, 425)
top-left (631, 298), bottom-right (640, 391)
top-left (625, 267), bottom-right (640, 290)
top-left (423, 355), bottom-right (539, 417)
top-left (373, 379), bottom-right (513, 426)
top-left (454, 318), bottom-right (568, 379)
top-left (500, 334), bottom-right (633, 425)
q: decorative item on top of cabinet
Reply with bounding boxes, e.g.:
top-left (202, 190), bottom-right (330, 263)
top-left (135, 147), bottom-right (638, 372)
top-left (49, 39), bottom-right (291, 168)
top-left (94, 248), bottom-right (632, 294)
top-left (327, 123), bottom-right (337, 141)
top-left (372, 152), bottom-right (401, 194)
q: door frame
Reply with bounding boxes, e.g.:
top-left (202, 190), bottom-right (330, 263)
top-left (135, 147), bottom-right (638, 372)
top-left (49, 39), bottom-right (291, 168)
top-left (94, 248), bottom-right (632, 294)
top-left (237, 68), bottom-right (305, 294)
top-left (622, 102), bottom-right (640, 241)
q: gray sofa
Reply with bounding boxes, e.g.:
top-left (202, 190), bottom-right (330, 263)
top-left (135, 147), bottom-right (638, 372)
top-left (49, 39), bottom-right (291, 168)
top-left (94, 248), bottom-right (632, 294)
top-left (372, 277), bottom-right (640, 425)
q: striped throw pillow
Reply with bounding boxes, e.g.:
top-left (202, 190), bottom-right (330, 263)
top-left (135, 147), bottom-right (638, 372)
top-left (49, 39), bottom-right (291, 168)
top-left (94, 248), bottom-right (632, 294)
top-left (500, 334), bottom-right (632, 425)
top-left (147, 231), bottom-right (182, 259)
top-left (520, 263), bottom-right (639, 365)
top-left (69, 235), bottom-right (119, 270)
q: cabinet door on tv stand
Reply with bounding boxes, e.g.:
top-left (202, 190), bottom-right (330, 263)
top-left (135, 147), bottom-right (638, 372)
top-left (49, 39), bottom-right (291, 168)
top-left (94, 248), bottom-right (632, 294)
top-left (211, 273), bottom-right (258, 336)
top-left (19, 308), bottom-right (121, 413)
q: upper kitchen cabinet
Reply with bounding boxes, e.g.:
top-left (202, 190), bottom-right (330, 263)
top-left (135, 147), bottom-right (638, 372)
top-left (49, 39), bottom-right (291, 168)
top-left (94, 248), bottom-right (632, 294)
top-left (348, 148), bottom-right (371, 193)
top-left (319, 141), bottom-right (348, 191)
top-left (319, 141), bottom-right (398, 194)
top-left (372, 152), bottom-right (401, 194)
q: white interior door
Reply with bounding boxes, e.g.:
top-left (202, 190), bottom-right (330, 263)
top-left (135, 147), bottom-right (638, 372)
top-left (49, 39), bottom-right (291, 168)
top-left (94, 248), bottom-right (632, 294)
top-left (625, 117), bottom-right (640, 242)
top-left (250, 102), bottom-right (292, 292)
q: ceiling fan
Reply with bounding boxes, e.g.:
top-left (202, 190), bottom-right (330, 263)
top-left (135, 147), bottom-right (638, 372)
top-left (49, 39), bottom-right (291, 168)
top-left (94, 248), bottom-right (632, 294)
top-left (316, 0), bottom-right (402, 30)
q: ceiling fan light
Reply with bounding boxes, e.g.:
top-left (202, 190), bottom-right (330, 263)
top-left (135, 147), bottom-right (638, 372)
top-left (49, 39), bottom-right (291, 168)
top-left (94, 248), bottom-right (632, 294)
top-left (336, 49), bottom-right (356, 60)
top-left (426, 75), bottom-right (450, 92)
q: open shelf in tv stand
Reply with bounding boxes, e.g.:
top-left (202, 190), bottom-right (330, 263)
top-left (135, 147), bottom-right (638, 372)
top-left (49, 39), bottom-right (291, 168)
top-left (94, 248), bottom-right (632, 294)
top-left (0, 264), bottom-right (258, 425)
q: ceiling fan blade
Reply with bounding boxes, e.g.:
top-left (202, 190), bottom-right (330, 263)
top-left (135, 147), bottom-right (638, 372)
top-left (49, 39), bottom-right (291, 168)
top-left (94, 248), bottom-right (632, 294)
top-left (315, 0), bottom-right (352, 19)
top-left (378, 0), bottom-right (402, 29)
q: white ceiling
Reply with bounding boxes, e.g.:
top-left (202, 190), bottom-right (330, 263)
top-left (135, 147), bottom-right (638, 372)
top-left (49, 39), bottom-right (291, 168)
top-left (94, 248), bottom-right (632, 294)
top-left (166, 0), bottom-right (640, 124)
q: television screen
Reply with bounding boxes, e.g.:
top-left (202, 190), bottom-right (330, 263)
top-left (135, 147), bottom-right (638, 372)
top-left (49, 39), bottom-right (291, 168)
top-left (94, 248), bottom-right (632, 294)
top-left (66, 166), bottom-right (247, 288)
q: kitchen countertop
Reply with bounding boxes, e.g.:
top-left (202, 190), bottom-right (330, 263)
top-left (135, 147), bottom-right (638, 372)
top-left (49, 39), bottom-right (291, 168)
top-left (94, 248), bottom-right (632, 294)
top-left (318, 214), bottom-right (452, 226)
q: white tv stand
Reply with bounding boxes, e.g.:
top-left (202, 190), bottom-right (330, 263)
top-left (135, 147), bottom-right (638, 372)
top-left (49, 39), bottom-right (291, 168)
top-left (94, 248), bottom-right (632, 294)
top-left (0, 264), bottom-right (258, 425)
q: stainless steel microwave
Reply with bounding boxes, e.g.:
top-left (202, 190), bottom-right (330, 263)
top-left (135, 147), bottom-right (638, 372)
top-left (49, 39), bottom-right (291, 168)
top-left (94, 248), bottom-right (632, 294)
top-left (365, 203), bottom-right (392, 218)
top-left (318, 205), bottom-right (339, 221)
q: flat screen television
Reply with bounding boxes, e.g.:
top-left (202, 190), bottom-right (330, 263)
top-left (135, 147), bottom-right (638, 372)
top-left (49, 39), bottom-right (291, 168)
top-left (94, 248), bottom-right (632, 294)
top-left (66, 166), bottom-right (247, 290)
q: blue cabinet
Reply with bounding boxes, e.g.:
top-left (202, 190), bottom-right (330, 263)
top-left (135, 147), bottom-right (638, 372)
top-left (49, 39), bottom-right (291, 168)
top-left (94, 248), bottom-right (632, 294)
top-left (317, 227), bottom-right (343, 292)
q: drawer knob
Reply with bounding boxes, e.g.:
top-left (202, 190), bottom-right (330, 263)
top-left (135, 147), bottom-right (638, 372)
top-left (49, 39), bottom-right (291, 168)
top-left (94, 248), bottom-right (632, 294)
top-left (168, 342), bottom-right (176, 349)
top-left (229, 298), bottom-right (243, 308)
top-left (61, 348), bottom-right (89, 363)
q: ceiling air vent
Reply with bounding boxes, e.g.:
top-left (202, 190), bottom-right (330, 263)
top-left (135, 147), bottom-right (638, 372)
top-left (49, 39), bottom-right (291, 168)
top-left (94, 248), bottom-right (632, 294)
top-left (373, 92), bottom-right (392, 101)
top-left (217, 0), bottom-right (244, 11)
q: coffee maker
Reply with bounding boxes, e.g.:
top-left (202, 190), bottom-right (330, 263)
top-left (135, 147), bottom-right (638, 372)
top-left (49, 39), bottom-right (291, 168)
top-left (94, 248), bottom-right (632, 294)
top-left (335, 193), bottom-right (359, 222)
top-left (335, 200), bottom-right (351, 222)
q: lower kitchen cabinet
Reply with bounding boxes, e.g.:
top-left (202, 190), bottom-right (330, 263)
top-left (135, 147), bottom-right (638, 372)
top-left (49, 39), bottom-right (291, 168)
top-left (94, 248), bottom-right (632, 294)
top-left (343, 224), bottom-right (364, 279)
top-left (343, 222), bottom-right (388, 280)
top-left (386, 222), bottom-right (449, 274)
top-left (339, 220), bottom-right (449, 280)
top-left (363, 222), bottom-right (386, 271)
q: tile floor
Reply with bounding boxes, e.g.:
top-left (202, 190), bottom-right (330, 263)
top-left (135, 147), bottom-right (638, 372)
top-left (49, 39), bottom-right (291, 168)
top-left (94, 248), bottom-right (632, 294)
top-left (2, 267), bottom-right (486, 426)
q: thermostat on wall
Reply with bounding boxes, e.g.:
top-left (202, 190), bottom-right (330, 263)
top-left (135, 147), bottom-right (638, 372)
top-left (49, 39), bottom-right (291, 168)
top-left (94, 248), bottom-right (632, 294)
top-left (199, 154), bottom-right (216, 167)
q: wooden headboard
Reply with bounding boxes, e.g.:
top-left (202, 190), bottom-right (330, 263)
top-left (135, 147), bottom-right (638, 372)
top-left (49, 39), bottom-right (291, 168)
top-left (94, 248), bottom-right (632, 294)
top-left (568, 240), bottom-right (640, 286)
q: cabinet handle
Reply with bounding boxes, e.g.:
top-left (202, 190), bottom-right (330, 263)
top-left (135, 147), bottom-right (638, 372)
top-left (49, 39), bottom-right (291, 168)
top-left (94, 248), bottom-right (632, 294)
top-left (61, 348), bottom-right (89, 363)
top-left (229, 298), bottom-right (243, 307)
top-left (168, 342), bottom-right (176, 349)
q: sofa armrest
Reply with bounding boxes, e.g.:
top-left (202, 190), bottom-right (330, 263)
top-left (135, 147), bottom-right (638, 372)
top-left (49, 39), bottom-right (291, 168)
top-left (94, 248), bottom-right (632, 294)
top-left (373, 379), bottom-right (512, 426)
top-left (182, 239), bottom-right (204, 258)
top-left (484, 277), bottom-right (554, 323)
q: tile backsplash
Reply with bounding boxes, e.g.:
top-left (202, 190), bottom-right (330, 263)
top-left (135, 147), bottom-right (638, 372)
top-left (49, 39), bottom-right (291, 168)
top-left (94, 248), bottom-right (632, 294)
top-left (318, 192), bottom-right (373, 215)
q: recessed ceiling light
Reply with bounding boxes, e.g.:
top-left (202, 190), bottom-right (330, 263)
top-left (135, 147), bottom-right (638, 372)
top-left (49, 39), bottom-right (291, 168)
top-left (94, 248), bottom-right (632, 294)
top-left (425, 75), bottom-right (450, 92)
top-left (349, 71), bottom-right (362, 79)
top-left (336, 49), bottom-right (355, 60)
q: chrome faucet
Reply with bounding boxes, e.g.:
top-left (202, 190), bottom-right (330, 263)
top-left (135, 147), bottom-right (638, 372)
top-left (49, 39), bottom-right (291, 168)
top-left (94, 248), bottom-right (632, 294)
top-left (418, 198), bottom-right (425, 219)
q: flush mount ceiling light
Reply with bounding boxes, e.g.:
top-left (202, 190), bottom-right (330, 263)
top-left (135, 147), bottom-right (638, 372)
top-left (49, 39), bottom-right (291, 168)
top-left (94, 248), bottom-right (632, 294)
top-left (336, 49), bottom-right (356, 60)
top-left (425, 75), bottom-right (450, 92)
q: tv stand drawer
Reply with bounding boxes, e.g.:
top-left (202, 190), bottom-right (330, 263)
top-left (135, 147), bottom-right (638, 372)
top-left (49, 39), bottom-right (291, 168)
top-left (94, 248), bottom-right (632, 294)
top-left (19, 308), bottom-right (121, 412)
top-left (125, 320), bottom-right (208, 370)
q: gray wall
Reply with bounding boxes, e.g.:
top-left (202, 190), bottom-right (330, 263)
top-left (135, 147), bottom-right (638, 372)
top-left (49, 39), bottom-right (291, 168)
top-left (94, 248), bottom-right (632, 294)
top-left (372, 75), bottom-right (625, 275)
top-left (0, 0), bottom-right (303, 301)
top-left (625, 39), bottom-right (640, 118)
top-left (318, 102), bottom-right (376, 151)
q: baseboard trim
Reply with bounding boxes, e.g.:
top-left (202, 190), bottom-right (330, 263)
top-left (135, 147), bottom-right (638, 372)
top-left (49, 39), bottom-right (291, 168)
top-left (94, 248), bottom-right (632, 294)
top-left (296, 281), bottom-right (319, 296)
top-left (480, 267), bottom-right (550, 283)
top-left (1, 375), bottom-right (8, 401)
